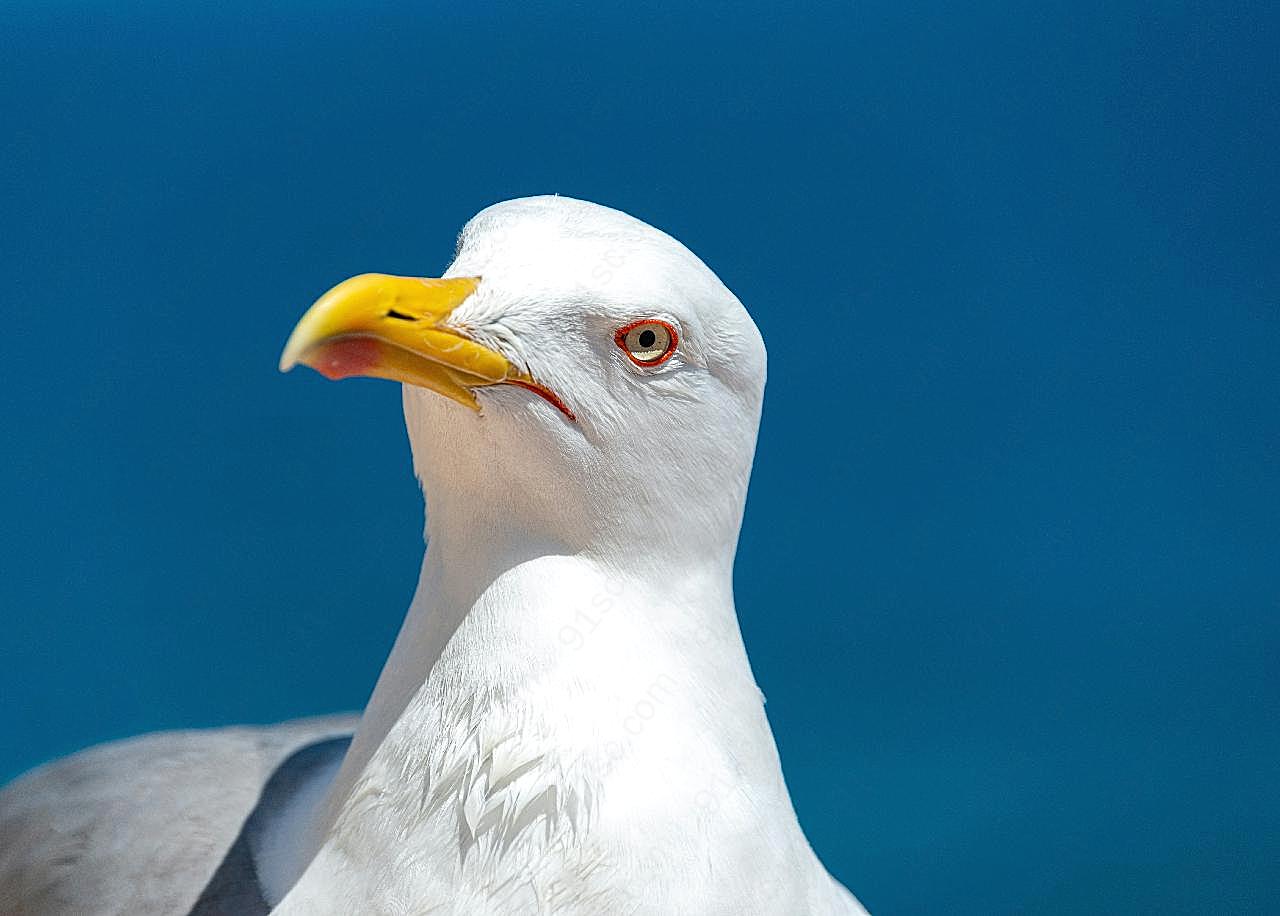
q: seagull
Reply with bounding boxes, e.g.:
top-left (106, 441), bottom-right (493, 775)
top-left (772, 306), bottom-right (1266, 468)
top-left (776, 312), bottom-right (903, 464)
top-left (0, 196), bottom-right (868, 915)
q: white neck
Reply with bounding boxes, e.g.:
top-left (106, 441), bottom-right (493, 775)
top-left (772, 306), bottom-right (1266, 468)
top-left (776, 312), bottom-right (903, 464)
top-left (314, 511), bottom-right (750, 827)
top-left (317, 531), bottom-right (569, 838)
top-left (270, 518), bottom-right (812, 912)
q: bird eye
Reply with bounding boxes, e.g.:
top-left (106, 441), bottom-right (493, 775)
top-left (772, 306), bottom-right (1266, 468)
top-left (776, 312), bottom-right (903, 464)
top-left (614, 319), bottom-right (678, 367)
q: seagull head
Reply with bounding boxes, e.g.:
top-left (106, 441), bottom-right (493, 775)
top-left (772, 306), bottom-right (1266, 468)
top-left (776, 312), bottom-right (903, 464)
top-left (281, 196), bottom-right (766, 570)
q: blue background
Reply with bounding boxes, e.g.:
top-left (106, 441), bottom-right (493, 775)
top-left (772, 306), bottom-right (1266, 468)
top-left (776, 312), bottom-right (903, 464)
top-left (2, 2), bottom-right (1277, 912)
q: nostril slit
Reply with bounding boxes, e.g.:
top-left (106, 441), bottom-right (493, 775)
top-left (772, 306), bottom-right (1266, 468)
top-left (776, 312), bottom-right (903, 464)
top-left (385, 309), bottom-right (416, 321)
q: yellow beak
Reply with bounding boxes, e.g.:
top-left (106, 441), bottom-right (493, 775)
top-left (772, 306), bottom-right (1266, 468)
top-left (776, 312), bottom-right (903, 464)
top-left (279, 273), bottom-right (512, 410)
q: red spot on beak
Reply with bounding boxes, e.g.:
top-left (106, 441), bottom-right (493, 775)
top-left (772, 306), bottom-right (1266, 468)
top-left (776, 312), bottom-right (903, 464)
top-left (308, 337), bottom-right (381, 380)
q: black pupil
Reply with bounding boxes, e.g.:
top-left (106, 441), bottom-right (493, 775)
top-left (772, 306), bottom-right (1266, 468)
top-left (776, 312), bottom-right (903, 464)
top-left (637, 328), bottom-right (657, 349)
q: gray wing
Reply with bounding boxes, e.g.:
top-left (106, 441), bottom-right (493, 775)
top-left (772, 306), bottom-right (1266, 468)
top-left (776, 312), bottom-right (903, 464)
top-left (0, 714), bottom-right (357, 916)
top-left (189, 734), bottom-right (351, 914)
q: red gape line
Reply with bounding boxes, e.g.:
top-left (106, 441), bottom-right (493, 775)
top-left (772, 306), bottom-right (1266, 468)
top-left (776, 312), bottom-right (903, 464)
top-left (507, 379), bottom-right (577, 422)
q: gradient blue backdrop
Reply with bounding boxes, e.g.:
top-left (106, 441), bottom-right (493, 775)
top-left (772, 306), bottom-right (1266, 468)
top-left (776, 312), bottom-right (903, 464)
top-left (2, 2), bottom-right (1277, 913)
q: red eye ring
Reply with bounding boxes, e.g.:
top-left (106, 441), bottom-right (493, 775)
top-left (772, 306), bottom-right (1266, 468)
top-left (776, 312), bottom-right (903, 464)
top-left (614, 319), bottom-right (679, 367)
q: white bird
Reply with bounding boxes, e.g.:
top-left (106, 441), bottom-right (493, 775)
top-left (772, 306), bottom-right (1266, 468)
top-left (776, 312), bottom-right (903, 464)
top-left (0, 196), bottom-right (867, 915)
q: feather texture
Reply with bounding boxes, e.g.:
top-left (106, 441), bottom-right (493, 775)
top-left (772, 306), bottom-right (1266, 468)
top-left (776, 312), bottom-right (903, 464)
top-left (0, 716), bottom-right (355, 915)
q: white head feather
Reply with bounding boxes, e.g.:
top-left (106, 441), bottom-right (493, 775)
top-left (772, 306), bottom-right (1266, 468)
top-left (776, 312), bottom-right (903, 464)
top-left (408, 195), bottom-right (766, 574)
